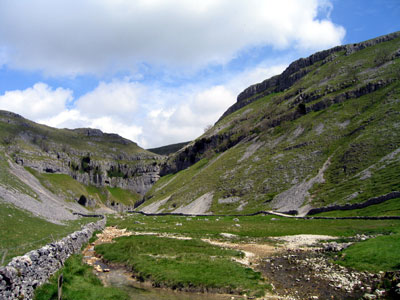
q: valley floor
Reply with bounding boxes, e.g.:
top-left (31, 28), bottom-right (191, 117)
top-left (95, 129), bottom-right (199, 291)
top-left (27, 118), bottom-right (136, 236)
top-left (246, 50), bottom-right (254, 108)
top-left (43, 214), bottom-right (399, 300)
top-left (85, 227), bottom-right (379, 299)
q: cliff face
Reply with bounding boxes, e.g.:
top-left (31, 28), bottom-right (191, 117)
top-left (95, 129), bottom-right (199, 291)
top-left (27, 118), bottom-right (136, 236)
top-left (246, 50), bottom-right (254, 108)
top-left (220, 31), bottom-right (400, 121)
top-left (160, 31), bottom-right (400, 176)
top-left (143, 31), bottom-right (400, 215)
top-left (14, 148), bottom-right (160, 196)
top-left (0, 112), bottom-right (163, 210)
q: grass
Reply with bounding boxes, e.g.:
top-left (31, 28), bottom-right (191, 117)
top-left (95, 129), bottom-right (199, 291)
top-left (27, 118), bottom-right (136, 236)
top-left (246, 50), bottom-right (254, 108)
top-left (107, 214), bottom-right (400, 241)
top-left (96, 235), bottom-right (268, 297)
top-left (25, 167), bottom-right (139, 207)
top-left (25, 168), bottom-right (89, 202)
top-left (336, 233), bottom-right (400, 272)
top-left (0, 201), bottom-right (97, 265)
top-left (142, 36), bottom-right (400, 215)
top-left (34, 254), bottom-right (129, 300)
top-left (102, 214), bottom-right (400, 287)
top-left (107, 187), bottom-right (141, 206)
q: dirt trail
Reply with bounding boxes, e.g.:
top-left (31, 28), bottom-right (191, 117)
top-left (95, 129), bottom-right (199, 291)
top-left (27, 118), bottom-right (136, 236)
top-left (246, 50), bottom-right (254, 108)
top-left (82, 226), bottom-right (132, 272)
top-left (203, 239), bottom-right (278, 267)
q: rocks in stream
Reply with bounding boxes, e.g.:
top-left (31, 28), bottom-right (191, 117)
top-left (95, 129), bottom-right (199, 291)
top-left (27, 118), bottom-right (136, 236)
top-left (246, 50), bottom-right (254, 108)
top-left (322, 241), bottom-right (352, 252)
top-left (260, 251), bottom-right (382, 300)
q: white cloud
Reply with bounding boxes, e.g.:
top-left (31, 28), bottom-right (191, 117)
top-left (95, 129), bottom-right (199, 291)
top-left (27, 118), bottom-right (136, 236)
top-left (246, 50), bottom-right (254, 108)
top-left (0, 83), bottom-right (73, 120)
top-left (42, 109), bottom-right (143, 144)
top-left (227, 64), bottom-right (288, 93)
top-left (0, 0), bottom-right (345, 75)
top-left (0, 62), bottom-right (286, 148)
top-left (75, 80), bottom-right (142, 122)
top-left (296, 19), bottom-right (346, 50)
top-left (141, 63), bottom-right (287, 147)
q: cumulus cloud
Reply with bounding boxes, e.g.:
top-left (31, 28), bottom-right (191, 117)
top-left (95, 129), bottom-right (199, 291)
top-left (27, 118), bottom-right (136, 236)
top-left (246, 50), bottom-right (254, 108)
top-left (75, 80), bottom-right (142, 121)
top-left (0, 62), bottom-right (286, 148)
top-left (0, 0), bottom-right (344, 75)
top-left (0, 83), bottom-right (73, 120)
top-left (43, 109), bottom-right (143, 144)
top-left (141, 63), bottom-right (287, 147)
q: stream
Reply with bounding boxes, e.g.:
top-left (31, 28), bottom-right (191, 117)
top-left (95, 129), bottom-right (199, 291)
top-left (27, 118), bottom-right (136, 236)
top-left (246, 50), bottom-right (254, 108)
top-left (96, 265), bottom-right (235, 300)
top-left (82, 228), bottom-right (236, 300)
top-left (82, 227), bottom-right (379, 300)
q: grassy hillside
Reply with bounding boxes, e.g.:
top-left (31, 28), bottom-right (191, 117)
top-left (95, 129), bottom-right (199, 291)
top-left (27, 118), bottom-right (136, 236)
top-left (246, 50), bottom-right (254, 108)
top-left (0, 110), bottom-right (159, 173)
top-left (0, 112), bottom-right (145, 156)
top-left (148, 141), bottom-right (190, 155)
top-left (0, 201), bottom-right (97, 265)
top-left (142, 32), bottom-right (400, 215)
top-left (0, 110), bottom-right (161, 210)
top-left (25, 167), bottom-right (141, 207)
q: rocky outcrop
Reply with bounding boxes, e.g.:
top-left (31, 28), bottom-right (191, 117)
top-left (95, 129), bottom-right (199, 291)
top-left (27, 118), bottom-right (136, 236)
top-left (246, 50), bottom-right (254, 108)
top-left (160, 133), bottom-right (245, 175)
top-left (13, 150), bottom-right (161, 196)
top-left (0, 110), bottom-right (163, 202)
top-left (256, 79), bottom-right (393, 132)
top-left (163, 32), bottom-right (399, 178)
top-left (219, 31), bottom-right (400, 121)
top-left (0, 217), bottom-right (106, 300)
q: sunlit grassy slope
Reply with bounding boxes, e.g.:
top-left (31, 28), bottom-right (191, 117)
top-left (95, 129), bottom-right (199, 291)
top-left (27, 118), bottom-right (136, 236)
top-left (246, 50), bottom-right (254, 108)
top-left (25, 167), bottom-right (141, 207)
top-left (143, 33), bottom-right (400, 215)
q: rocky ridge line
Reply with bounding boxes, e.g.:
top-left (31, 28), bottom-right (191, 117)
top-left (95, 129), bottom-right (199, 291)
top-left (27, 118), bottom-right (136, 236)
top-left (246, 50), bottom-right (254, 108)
top-left (219, 31), bottom-right (400, 121)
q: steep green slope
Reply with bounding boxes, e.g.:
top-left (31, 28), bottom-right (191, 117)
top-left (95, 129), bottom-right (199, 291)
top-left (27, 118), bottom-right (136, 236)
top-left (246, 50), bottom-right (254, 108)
top-left (25, 167), bottom-right (141, 208)
top-left (147, 141), bottom-right (190, 156)
top-left (141, 31), bottom-right (400, 215)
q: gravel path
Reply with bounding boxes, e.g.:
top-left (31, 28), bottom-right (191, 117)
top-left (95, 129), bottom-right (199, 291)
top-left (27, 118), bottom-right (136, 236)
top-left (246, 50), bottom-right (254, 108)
top-left (272, 234), bottom-right (336, 250)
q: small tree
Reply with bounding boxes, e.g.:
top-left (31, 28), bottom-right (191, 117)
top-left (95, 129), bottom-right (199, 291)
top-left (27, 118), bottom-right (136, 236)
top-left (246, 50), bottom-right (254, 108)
top-left (204, 124), bottom-right (213, 133)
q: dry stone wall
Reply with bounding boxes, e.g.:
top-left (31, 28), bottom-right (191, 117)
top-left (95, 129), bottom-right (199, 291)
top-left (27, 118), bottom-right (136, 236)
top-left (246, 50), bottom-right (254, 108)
top-left (307, 192), bottom-right (400, 216)
top-left (0, 217), bottom-right (106, 300)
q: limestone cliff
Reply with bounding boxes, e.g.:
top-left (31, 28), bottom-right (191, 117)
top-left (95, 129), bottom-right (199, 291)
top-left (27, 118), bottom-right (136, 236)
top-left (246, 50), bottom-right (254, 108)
top-left (143, 31), bottom-right (400, 215)
top-left (0, 111), bottom-right (163, 210)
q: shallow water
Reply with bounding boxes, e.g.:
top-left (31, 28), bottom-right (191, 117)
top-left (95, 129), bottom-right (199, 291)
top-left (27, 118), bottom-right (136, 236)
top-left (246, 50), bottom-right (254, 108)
top-left (83, 228), bottom-right (241, 300)
top-left (98, 267), bottom-right (235, 300)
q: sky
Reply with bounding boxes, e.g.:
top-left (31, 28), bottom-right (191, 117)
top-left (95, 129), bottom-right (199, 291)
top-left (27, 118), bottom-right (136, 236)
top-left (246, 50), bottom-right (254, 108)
top-left (0, 0), bottom-right (399, 148)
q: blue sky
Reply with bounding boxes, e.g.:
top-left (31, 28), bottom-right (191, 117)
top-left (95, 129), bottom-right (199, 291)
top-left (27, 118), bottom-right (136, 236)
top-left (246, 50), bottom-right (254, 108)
top-left (0, 0), bottom-right (398, 148)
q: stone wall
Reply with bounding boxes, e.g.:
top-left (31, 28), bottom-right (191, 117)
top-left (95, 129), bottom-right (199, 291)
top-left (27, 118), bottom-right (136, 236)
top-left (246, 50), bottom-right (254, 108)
top-left (307, 191), bottom-right (400, 216)
top-left (0, 217), bottom-right (106, 300)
